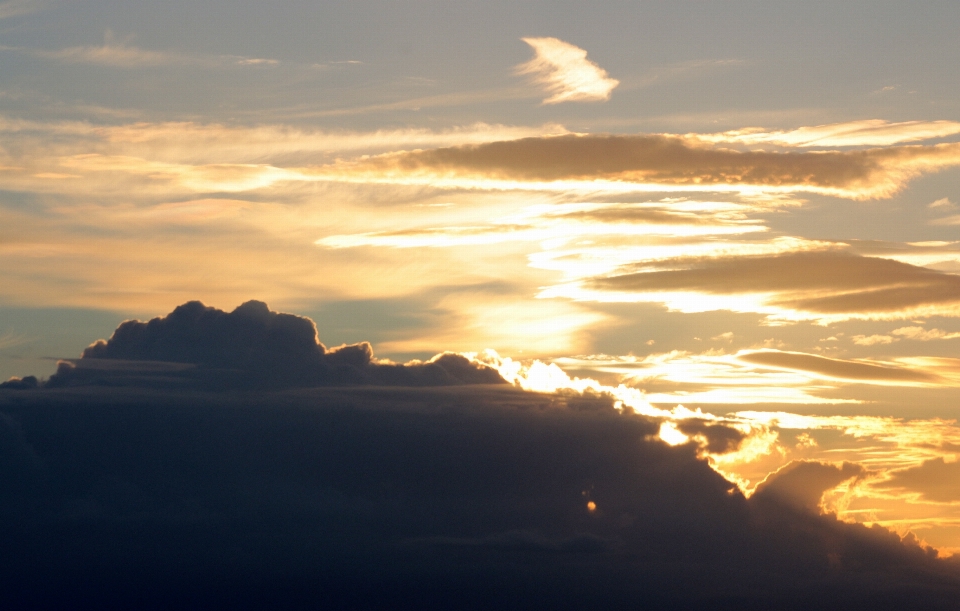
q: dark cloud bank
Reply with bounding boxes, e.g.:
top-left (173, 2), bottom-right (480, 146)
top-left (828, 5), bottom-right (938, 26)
top-left (33, 300), bottom-right (505, 390)
top-left (2, 302), bottom-right (960, 609)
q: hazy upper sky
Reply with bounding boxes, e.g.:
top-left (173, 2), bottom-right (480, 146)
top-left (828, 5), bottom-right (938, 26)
top-left (3, 0), bottom-right (960, 553)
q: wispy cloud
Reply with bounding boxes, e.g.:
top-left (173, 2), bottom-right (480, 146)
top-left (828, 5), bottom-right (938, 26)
top-left (42, 43), bottom-right (189, 68)
top-left (552, 250), bottom-right (960, 322)
top-left (516, 37), bottom-right (619, 104)
top-left (0, 0), bottom-right (44, 20)
top-left (892, 326), bottom-right (960, 341)
top-left (851, 334), bottom-right (895, 346)
top-left (931, 215), bottom-right (960, 226)
top-left (0, 331), bottom-right (30, 350)
top-left (696, 120), bottom-right (960, 148)
top-left (853, 327), bottom-right (960, 344)
top-left (3, 33), bottom-right (280, 69)
top-left (735, 350), bottom-right (939, 384)
top-left (318, 201), bottom-right (765, 249)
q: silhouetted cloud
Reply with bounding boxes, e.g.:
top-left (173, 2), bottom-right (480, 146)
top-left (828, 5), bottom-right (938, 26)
top-left (1, 384), bottom-right (958, 608)
top-left (46, 300), bottom-right (505, 390)
top-left (0, 375), bottom-right (38, 389)
top-left (675, 418), bottom-right (747, 454)
top-left (753, 460), bottom-right (865, 513)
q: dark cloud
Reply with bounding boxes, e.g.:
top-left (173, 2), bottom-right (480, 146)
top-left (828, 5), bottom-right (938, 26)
top-left (343, 134), bottom-right (960, 196)
top-left (753, 460), bottom-right (865, 513)
top-left (874, 458), bottom-right (960, 503)
top-left (45, 300), bottom-right (504, 390)
top-left (589, 251), bottom-right (960, 316)
top-left (0, 375), bottom-right (38, 389)
top-left (1, 385), bottom-right (959, 609)
top-left (676, 418), bottom-right (747, 453)
top-left (737, 350), bottom-right (937, 383)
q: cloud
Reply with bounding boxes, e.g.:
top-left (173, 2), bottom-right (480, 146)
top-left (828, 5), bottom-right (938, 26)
top-left (0, 375), bottom-right (38, 389)
top-left (579, 250), bottom-right (960, 321)
top-left (35, 42), bottom-right (194, 68)
top-left (0, 116), bottom-right (565, 163)
top-left (929, 198), bottom-right (955, 209)
top-left (736, 350), bottom-right (938, 384)
top-left (2, 382), bottom-right (960, 607)
top-left (0, 0), bottom-right (44, 20)
top-left (323, 134), bottom-right (960, 199)
top-left (675, 418), bottom-right (746, 454)
top-left (892, 326), bottom-right (960, 341)
top-left (46, 300), bottom-right (505, 390)
top-left (932, 214), bottom-right (960, 226)
top-left (843, 238), bottom-right (960, 270)
top-left (516, 37), bottom-right (619, 104)
top-left (851, 334), bottom-right (895, 345)
top-left (876, 458), bottom-right (960, 503)
top-left (697, 120), bottom-right (960, 148)
top-left (753, 460), bottom-right (864, 513)
top-left (3, 35), bottom-right (279, 69)
top-left (318, 201), bottom-right (764, 250)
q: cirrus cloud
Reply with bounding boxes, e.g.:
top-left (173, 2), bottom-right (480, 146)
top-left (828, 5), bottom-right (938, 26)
top-left (516, 37), bottom-right (619, 104)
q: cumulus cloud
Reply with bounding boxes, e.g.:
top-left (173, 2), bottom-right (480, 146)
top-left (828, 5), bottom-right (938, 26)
top-left (753, 460), bottom-right (864, 513)
top-left (2, 383), bottom-right (959, 608)
top-left (323, 134), bottom-right (960, 199)
top-left (0, 375), bottom-right (38, 389)
top-left (516, 37), bottom-right (619, 104)
top-left (46, 300), bottom-right (505, 390)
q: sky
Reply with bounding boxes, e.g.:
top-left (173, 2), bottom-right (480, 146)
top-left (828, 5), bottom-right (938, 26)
top-left (3, 0), bottom-right (960, 573)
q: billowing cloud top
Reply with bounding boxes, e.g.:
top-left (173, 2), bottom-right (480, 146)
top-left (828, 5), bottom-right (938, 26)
top-left (47, 300), bottom-right (505, 389)
top-left (516, 37), bottom-right (619, 104)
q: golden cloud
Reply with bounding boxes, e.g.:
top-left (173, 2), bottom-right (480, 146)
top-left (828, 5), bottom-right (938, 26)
top-left (584, 251), bottom-right (960, 320)
top-left (319, 134), bottom-right (960, 199)
top-left (874, 458), bottom-right (960, 503)
top-left (695, 119), bottom-right (960, 148)
top-left (736, 350), bottom-right (939, 384)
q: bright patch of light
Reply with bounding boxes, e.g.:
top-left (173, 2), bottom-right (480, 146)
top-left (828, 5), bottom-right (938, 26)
top-left (659, 422), bottom-right (689, 446)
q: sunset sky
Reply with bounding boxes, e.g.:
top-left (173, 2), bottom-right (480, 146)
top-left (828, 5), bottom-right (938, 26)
top-left (4, 0), bottom-right (960, 558)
